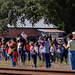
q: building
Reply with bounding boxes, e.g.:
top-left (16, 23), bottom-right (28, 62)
top-left (0, 19), bottom-right (65, 39)
top-left (38, 29), bottom-right (65, 39)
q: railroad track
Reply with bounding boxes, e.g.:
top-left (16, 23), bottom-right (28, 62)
top-left (0, 67), bottom-right (75, 75)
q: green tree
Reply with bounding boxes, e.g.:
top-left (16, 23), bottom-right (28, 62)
top-left (0, 0), bottom-right (75, 34)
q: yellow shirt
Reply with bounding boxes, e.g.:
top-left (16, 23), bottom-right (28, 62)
top-left (67, 40), bottom-right (75, 51)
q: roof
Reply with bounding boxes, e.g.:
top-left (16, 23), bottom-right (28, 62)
top-left (38, 29), bottom-right (65, 33)
top-left (7, 19), bottom-right (57, 29)
top-left (72, 31), bottom-right (75, 35)
top-left (0, 29), bottom-right (38, 38)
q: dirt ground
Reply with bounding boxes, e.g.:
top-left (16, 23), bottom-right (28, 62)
top-left (51, 63), bottom-right (70, 70)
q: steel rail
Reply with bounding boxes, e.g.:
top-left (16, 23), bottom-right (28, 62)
top-left (0, 67), bottom-right (75, 75)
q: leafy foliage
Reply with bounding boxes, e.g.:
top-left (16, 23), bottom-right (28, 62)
top-left (0, 0), bottom-right (75, 34)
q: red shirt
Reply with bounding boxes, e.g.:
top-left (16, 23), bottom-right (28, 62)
top-left (13, 52), bottom-right (18, 62)
top-left (6, 47), bottom-right (9, 54)
top-left (26, 44), bottom-right (30, 51)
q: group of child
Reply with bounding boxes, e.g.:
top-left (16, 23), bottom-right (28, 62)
top-left (0, 35), bottom-right (68, 68)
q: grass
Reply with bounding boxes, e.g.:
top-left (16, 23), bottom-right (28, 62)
top-left (0, 58), bottom-right (70, 70)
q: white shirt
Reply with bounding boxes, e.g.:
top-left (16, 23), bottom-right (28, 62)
top-left (39, 45), bottom-right (44, 53)
top-left (17, 42), bottom-right (22, 51)
top-left (57, 49), bottom-right (61, 53)
top-left (34, 47), bottom-right (39, 54)
top-left (50, 46), bottom-right (55, 52)
top-left (42, 47), bottom-right (45, 53)
top-left (67, 40), bottom-right (75, 51)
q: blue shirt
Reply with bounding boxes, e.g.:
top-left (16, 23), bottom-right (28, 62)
top-left (44, 41), bottom-right (50, 53)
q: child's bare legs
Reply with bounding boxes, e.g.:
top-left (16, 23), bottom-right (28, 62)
top-left (2, 56), bottom-right (5, 61)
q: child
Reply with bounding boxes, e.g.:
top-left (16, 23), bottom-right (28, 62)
top-left (1, 43), bottom-right (6, 61)
top-left (30, 42), bottom-right (37, 68)
top-left (50, 43), bottom-right (55, 63)
top-left (34, 43), bottom-right (39, 54)
top-left (13, 49), bottom-right (18, 67)
top-left (5, 43), bottom-right (9, 61)
top-left (56, 45), bottom-right (61, 62)
top-left (26, 41), bottom-right (30, 61)
top-left (39, 43), bottom-right (43, 61)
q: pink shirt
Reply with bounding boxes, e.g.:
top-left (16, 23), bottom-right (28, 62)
top-left (30, 46), bottom-right (34, 53)
top-left (39, 45), bottom-right (43, 54)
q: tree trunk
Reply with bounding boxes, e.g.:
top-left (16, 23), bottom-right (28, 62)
top-left (62, 21), bottom-right (64, 31)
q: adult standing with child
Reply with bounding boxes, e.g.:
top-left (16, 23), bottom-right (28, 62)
top-left (8, 38), bottom-right (17, 67)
